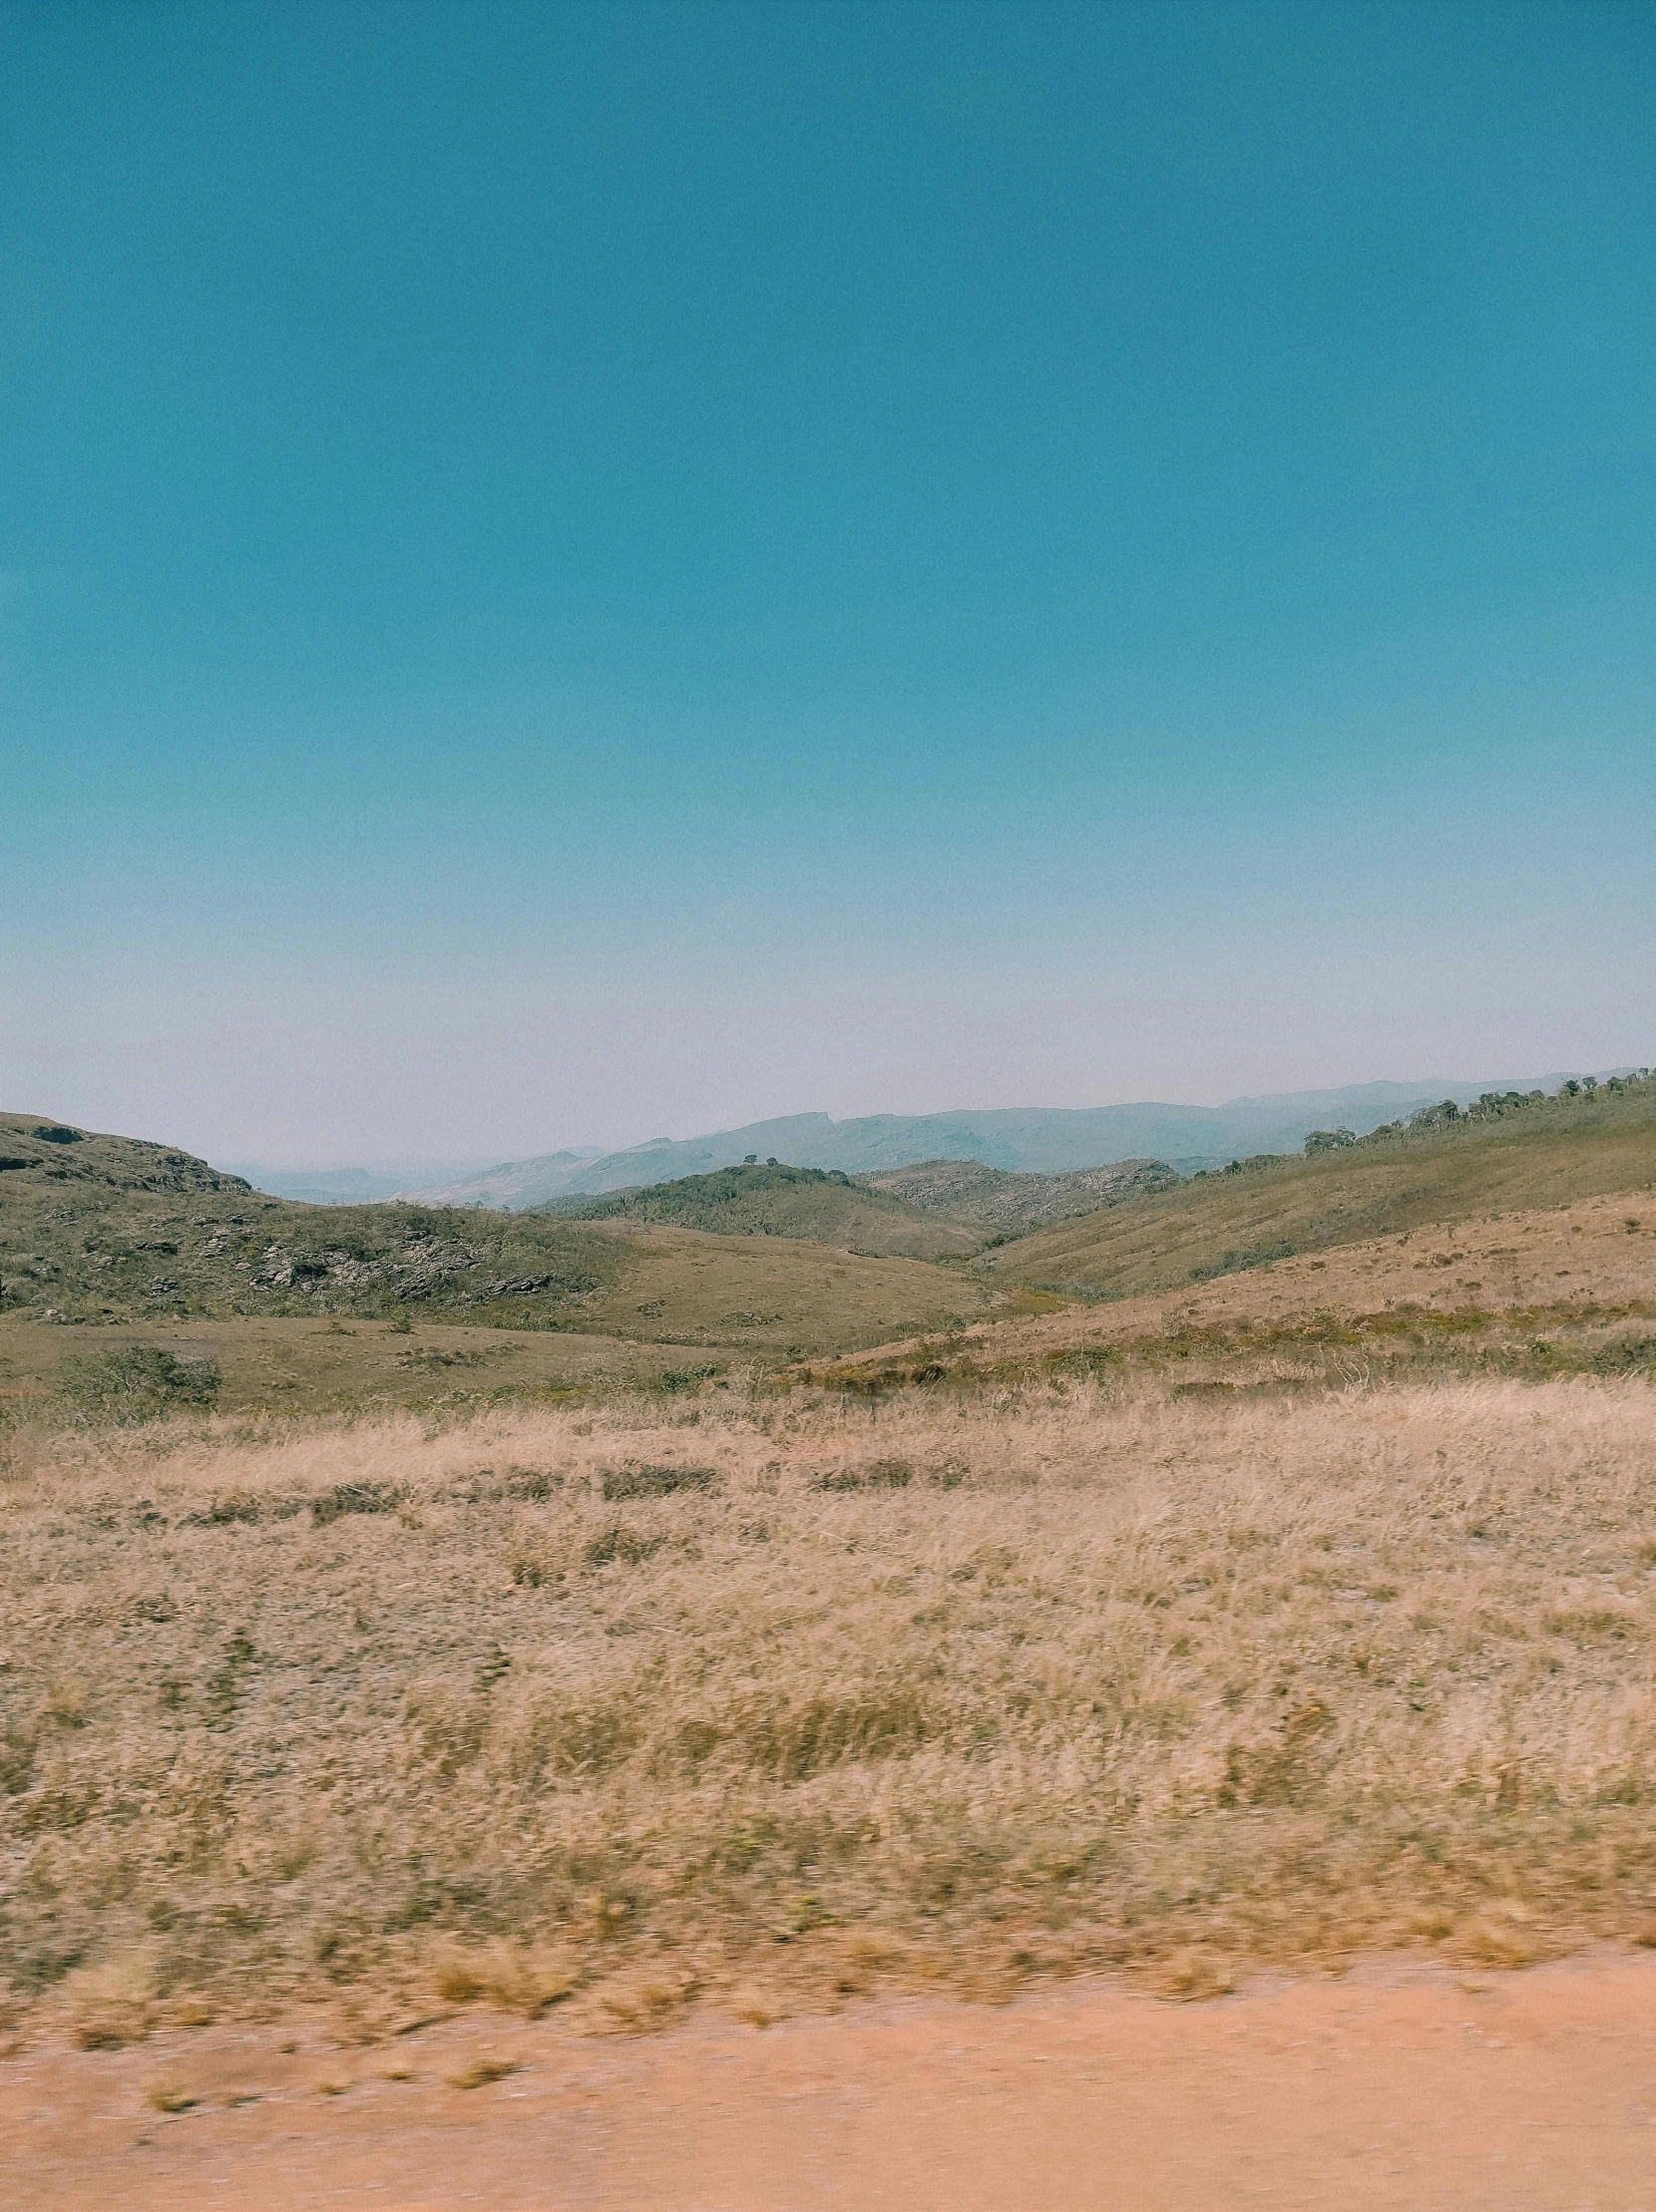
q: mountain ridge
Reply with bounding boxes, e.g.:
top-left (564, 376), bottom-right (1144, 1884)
top-left (386, 1076), bottom-right (1599, 1211)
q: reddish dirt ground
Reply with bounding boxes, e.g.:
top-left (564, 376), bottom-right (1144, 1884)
top-left (7, 1950), bottom-right (1656, 2210)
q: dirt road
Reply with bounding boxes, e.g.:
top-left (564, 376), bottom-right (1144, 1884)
top-left (7, 1950), bottom-right (1656, 2210)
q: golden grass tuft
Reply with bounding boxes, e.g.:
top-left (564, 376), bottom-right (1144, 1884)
top-left (729, 1982), bottom-right (783, 2027)
top-left (143, 2075), bottom-right (196, 2112)
top-left (432, 1938), bottom-right (579, 2016)
top-left (447, 2052), bottom-right (520, 2089)
top-left (63, 1952), bottom-right (156, 2048)
top-left (1141, 1949), bottom-right (1236, 2003)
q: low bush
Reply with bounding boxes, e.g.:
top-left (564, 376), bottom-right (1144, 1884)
top-left (58, 1346), bottom-right (221, 1425)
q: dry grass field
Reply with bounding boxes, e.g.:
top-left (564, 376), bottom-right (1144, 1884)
top-left (7, 1349), bottom-right (1656, 2053)
top-left (0, 1314), bottom-right (737, 1424)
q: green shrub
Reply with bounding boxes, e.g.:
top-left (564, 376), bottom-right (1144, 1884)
top-left (59, 1347), bottom-right (221, 1425)
top-left (659, 1362), bottom-right (721, 1392)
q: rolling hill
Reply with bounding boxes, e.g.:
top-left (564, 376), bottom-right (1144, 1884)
top-left (980, 1077), bottom-right (1656, 1299)
top-left (0, 1112), bottom-right (1003, 1369)
top-left (544, 1161), bottom-right (981, 1260)
top-left (853, 1155), bottom-right (1177, 1237)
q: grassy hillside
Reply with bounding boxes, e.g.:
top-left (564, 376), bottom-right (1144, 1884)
top-left (0, 1114), bottom-right (1002, 1373)
top-left (0, 1316), bottom-right (735, 1423)
top-left (854, 1155), bottom-right (1176, 1237)
top-left (546, 1161), bottom-right (980, 1259)
top-left (814, 1188), bottom-right (1656, 1401)
top-left (983, 1078), bottom-right (1656, 1299)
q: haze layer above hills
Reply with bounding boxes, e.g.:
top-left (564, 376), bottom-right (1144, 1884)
top-left (384, 1079), bottom-right (1581, 1211)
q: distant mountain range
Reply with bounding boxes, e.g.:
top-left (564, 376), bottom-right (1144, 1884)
top-left (362, 1077), bottom-right (1592, 1212)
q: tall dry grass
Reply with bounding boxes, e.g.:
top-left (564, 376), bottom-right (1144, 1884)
top-left (5, 1372), bottom-right (1656, 2039)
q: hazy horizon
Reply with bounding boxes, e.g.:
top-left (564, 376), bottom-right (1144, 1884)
top-left (4, 2), bottom-right (1652, 1160)
top-left (209, 1069), bottom-right (1630, 1179)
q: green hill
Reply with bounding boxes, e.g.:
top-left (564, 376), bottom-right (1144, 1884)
top-left (544, 1160), bottom-right (979, 1259)
top-left (0, 1114), bottom-right (1000, 1358)
top-left (983, 1076), bottom-right (1656, 1298)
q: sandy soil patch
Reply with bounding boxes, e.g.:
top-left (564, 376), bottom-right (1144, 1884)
top-left (7, 1950), bottom-right (1656, 2209)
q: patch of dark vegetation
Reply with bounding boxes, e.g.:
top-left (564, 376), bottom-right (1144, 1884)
top-left (180, 1496), bottom-right (263, 1528)
top-left (554, 1162), bottom-right (858, 1223)
top-left (1043, 1345), bottom-right (1121, 1381)
top-left (1589, 1335), bottom-right (1656, 1376)
top-left (659, 1362), bottom-right (722, 1391)
top-left (602, 1463), bottom-right (718, 1501)
top-left (810, 1458), bottom-right (914, 1493)
top-left (584, 1523), bottom-right (667, 1568)
top-left (203, 1629), bottom-right (257, 1728)
top-left (124, 1592), bottom-right (179, 1623)
top-left (310, 1481), bottom-right (401, 1525)
top-left (1188, 1240), bottom-right (1298, 1283)
top-left (501, 1465), bottom-right (564, 1500)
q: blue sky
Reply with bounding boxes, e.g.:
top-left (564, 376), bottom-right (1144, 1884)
top-left (3, 0), bottom-right (1653, 1163)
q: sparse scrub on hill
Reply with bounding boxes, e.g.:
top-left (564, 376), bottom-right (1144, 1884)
top-left (7, 1367), bottom-right (1656, 2038)
top-left (542, 1161), bottom-right (980, 1261)
top-left (854, 1156), bottom-right (1179, 1238)
top-left (1348, 1069), bottom-right (1655, 1150)
top-left (0, 1123), bottom-right (995, 1361)
top-left (991, 1072), bottom-right (1656, 1299)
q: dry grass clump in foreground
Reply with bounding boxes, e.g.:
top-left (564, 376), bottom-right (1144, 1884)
top-left (5, 1373), bottom-right (1656, 2042)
